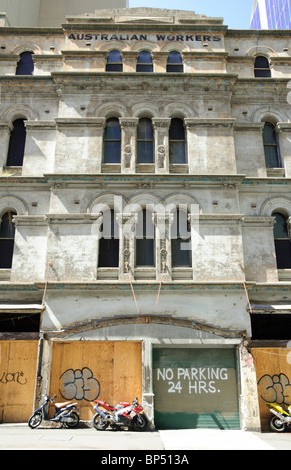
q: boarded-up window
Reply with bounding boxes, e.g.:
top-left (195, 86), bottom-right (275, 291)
top-left (272, 211), bottom-right (291, 269)
top-left (169, 118), bottom-right (187, 164)
top-left (106, 50), bottom-right (123, 72)
top-left (103, 118), bottom-right (121, 164)
top-left (263, 122), bottom-right (280, 168)
top-left (0, 211), bottom-right (16, 268)
top-left (137, 117), bottom-right (154, 163)
top-left (136, 51), bottom-right (153, 72)
top-left (16, 51), bottom-right (34, 75)
top-left (136, 209), bottom-right (155, 266)
top-left (167, 51), bottom-right (183, 72)
top-left (171, 209), bottom-right (192, 267)
top-left (254, 56), bottom-right (271, 77)
top-left (98, 210), bottom-right (119, 267)
top-left (6, 119), bottom-right (27, 167)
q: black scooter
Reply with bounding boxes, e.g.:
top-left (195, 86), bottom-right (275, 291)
top-left (28, 394), bottom-right (80, 428)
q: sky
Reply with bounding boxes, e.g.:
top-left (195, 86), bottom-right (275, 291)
top-left (129, 0), bottom-right (255, 29)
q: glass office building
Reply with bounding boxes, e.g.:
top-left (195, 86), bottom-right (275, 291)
top-left (250, 0), bottom-right (291, 29)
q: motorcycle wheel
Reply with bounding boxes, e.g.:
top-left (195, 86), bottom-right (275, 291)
top-left (28, 412), bottom-right (43, 429)
top-left (66, 411), bottom-right (79, 428)
top-left (269, 415), bottom-right (286, 432)
top-left (131, 414), bottom-right (148, 432)
top-left (92, 414), bottom-right (109, 431)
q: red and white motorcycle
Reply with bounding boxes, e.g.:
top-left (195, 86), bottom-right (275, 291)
top-left (92, 397), bottom-right (148, 431)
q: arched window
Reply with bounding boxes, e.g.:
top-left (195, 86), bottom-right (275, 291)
top-left (254, 56), bottom-right (271, 77)
top-left (16, 51), bottom-right (34, 75)
top-left (137, 118), bottom-right (154, 163)
top-left (171, 209), bottom-right (191, 267)
top-left (103, 118), bottom-right (121, 164)
top-left (136, 51), bottom-right (153, 72)
top-left (273, 211), bottom-right (291, 269)
top-left (0, 211), bottom-right (16, 268)
top-left (136, 209), bottom-right (154, 266)
top-left (106, 50), bottom-right (123, 72)
top-left (98, 209), bottom-right (119, 267)
top-left (169, 118), bottom-right (187, 164)
top-left (6, 118), bottom-right (27, 167)
top-left (166, 51), bottom-right (183, 72)
top-left (263, 122), bottom-right (280, 168)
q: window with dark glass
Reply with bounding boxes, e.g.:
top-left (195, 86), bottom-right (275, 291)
top-left (136, 209), bottom-right (154, 266)
top-left (263, 122), bottom-right (280, 168)
top-left (6, 118), bottom-right (27, 167)
top-left (0, 211), bottom-right (16, 269)
top-left (169, 118), bottom-right (186, 164)
top-left (166, 51), bottom-right (183, 72)
top-left (98, 210), bottom-right (119, 267)
top-left (103, 118), bottom-right (121, 163)
top-left (136, 51), bottom-right (153, 72)
top-left (273, 211), bottom-right (291, 269)
top-left (171, 209), bottom-right (191, 267)
top-left (254, 56), bottom-right (271, 77)
top-left (137, 118), bottom-right (154, 163)
top-left (106, 50), bottom-right (123, 72)
top-left (16, 51), bottom-right (34, 75)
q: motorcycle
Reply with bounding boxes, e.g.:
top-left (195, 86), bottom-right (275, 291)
top-left (28, 394), bottom-right (80, 429)
top-left (267, 402), bottom-right (291, 432)
top-left (92, 397), bottom-right (148, 431)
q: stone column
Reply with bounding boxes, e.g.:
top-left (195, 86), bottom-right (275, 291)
top-left (153, 212), bottom-right (173, 281)
top-left (117, 212), bottom-right (138, 281)
top-left (120, 118), bottom-right (138, 174)
top-left (0, 121), bottom-right (13, 173)
top-left (276, 122), bottom-right (291, 177)
top-left (122, 51), bottom-right (139, 72)
top-left (152, 118), bottom-right (171, 174)
top-left (152, 52), bottom-right (168, 73)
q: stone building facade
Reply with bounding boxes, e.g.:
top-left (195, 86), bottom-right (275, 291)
top-left (0, 8), bottom-right (291, 430)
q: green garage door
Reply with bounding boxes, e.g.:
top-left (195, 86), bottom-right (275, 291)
top-left (153, 347), bottom-right (240, 430)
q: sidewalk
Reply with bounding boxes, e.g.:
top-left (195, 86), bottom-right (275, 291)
top-left (0, 423), bottom-right (290, 451)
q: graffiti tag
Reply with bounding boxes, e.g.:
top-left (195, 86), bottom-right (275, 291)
top-left (59, 367), bottom-right (100, 401)
top-left (258, 373), bottom-right (291, 406)
top-left (0, 370), bottom-right (27, 385)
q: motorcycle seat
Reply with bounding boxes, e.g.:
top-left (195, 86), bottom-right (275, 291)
top-left (54, 401), bottom-right (76, 408)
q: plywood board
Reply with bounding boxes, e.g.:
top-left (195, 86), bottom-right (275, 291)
top-left (50, 341), bottom-right (142, 421)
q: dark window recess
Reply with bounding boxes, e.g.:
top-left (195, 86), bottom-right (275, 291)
top-left (273, 212), bottom-right (291, 269)
top-left (98, 210), bottom-right (119, 267)
top-left (0, 313), bottom-right (40, 332)
top-left (136, 51), bottom-right (153, 72)
top-left (106, 50), bottom-right (123, 72)
top-left (251, 314), bottom-right (291, 340)
top-left (254, 56), bottom-right (271, 77)
top-left (136, 210), bottom-right (154, 266)
top-left (6, 119), bottom-right (27, 167)
top-left (167, 51), bottom-right (183, 72)
top-left (16, 51), bottom-right (34, 75)
top-left (137, 117), bottom-right (154, 163)
top-left (0, 211), bottom-right (16, 268)
top-left (263, 122), bottom-right (280, 168)
top-left (104, 118), bottom-right (121, 163)
top-left (169, 118), bottom-right (187, 164)
top-left (171, 210), bottom-right (191, 267)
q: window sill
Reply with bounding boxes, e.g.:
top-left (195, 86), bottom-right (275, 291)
top-left (2, 166), bottom-right (22, 176)
top-left (97, 267), bottom-right (118, 280)
top-left (266, 168), bottom-right (285, 178)
top-left (172, 267), bottom-right (192, 280)
top-left (0, 269), bottom-right (11, 280)
top-left (169, 164), bottom-right (188, 174)
top-left (101, 164), bottom-right (121, 173)
top-left (278, 269), bottom-right (291, 281)
top-left (134, 267), bottom-right (156, 280)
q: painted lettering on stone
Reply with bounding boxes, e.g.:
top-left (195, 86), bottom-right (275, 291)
top-left (68, 33), bottom-right (222, 42)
